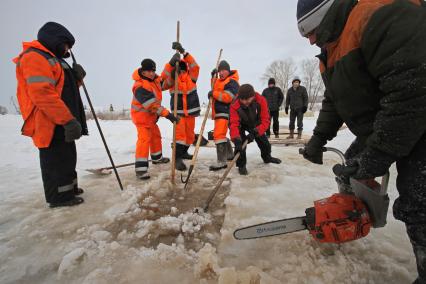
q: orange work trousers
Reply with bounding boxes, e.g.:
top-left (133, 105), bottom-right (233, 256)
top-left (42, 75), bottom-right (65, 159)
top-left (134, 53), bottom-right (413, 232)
top-left (135, 124), bottom-right (163, 172)
top-left (176, 116), bottom-right (196, 146)
top-left (213, 118), bottom-right (229, 144)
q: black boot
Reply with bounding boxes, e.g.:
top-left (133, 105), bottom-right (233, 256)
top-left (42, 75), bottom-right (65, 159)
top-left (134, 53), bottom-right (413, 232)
top-left (225, 139), bottom-right (234, 161)
top-left (264, 157), bottom-right (282, 164)
top-left (152, 157), bottom-right (170, 164)
top-left (209, 143), bottom-right (228, 171)
top-left (238, 166), bottom-right (248, 175)
top-left (49, 197), bottom-right (84, 208)
top-left (181, 145), bottom-right (193, 160)
top-left (136, 171), bottom-right (150, 180)
top-left (175, 158), bottom-right (187, 171)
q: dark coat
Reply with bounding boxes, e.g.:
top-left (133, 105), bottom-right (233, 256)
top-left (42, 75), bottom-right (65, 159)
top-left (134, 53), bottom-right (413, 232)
top-left (313, 0), bottom-right (426, 159)
top-left (286, 85), bottom-right (308, 110)
top-left (261, 86), bottom-right (284, 111)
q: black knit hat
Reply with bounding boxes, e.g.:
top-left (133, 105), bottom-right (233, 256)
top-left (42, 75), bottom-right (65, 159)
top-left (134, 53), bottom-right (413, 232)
top-left (218, 60), bottom-right (231, 72)
top-left (238, 84), bottom-right (255, 100)
top-left (268, 78), bottom-right (276, 85)
top-left (37, 22), bottom-right (75, 58)
top-left (297, 0), bottom-right (336, 36)
top-left (141, 59), bottom-right (156, 72)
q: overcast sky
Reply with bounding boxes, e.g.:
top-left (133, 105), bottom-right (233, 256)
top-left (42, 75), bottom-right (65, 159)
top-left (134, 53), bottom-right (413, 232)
top-left (0, 0), bottom-right (319, 112)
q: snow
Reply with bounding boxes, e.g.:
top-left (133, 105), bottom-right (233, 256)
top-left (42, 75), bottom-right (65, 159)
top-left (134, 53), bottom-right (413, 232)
top-left (0, 114), bottom-right (417, 283)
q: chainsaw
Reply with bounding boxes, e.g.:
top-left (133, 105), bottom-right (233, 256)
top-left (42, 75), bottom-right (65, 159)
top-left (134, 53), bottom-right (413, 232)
top-left (233, 147), bottom-right (390, 244)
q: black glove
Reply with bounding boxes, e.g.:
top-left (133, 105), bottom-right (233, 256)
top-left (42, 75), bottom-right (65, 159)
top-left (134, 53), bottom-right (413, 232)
top-left (336, 147), bottom-right (394, 180)
top-left (246, 128), bottom-right (259, 143)
top-left (344, 137), bottom-right (367, 160)
top-left (72, 63), bottom-right (86, 81)
top-left (169, 53), bottom-right (180, 66)
top-left (233, 137), bottom-right (243, 154)
top-left (211, 68), bottom-right (218, 78)
top-left (302, 106), bottom-right (308, 113)
top-left (300, 135), bottom-right (326, 164)
top-left (208, 90), bottom-right (213, 100)
top-left (285, 107), bottom-right (289, 115)
top-left (172, 42), bottom-right (185, 54)
top-left (166, 113), bottom-right (180, 124)
top-left (63, 119), bottom-right (82, 142)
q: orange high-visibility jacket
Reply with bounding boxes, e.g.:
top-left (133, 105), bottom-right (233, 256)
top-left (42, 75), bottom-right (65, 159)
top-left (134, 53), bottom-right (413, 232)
top-left (13, 40), bottom-right (74, 148)
top-left (211, 70), bottom-right (240, 119)
top-left (161, 53), bottom-right (201, 117)
top-left (131, 69), bottom-right (170, 126)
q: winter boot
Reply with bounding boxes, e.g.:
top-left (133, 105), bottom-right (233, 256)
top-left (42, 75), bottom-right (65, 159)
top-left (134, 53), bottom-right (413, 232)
top-left (181, 146), bottom-right (193, 160)
top-left (209, 143), bottom-right (228, 171)
top-left (74, 187), bottom-right (84, 195)
top-left (264, 157), bottom-right (282, 164)
top-left (286, 129), bottom-right (294, 139)
top-left (297, 130), bottom-right (302, 139)
top-left (225, 139), bottom-right (234, 161)
top-left (238, 166), bottom-right (248, 175)
top-left (49, 196), bottom-right (84, 208)
top-left (152, 157), bottom-right (170, 164)
top-left (175, 158), bottom-right (187, 171)
top-left (274, 133), bottom-right (279, 139)
top-left (136, 171), bottom-right (150, 180)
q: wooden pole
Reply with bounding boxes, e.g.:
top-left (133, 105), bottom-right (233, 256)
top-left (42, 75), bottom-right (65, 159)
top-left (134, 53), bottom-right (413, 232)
top-left (171, 20), bottom-right (180, 184)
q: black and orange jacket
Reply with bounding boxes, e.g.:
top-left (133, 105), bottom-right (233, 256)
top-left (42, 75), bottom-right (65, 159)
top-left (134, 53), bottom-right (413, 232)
top-left (131, 69), bottom-right (170, 126)
top-left (211, 71), bottom-right (240, 119)
top-left (161, 53), bottom-right (201, 117)
top-left (313, 0), bottom-right (426, 159)
top-left (229, 93), bottom-right (270, 140)
top-left (13, 40), bottom-right (75, 148)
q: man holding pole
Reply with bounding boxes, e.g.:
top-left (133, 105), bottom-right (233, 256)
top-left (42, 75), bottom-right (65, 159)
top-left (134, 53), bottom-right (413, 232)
top-left (13, 22), bottom-right (87, 207)
top-left (208, 60), bottom-right (240, 171)
top-left (161, 42), bottom-right (201, 171)
top-left (131, 59), bottom-right (179, 180)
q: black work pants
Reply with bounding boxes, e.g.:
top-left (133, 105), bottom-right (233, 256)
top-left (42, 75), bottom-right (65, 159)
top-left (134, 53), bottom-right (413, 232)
top-left (392, 133), bottom-right (426, 282)
top-left (39, 134), bottom-right (78, 204)
top-left (266, 110), bottom-right (279, 136)
top-left (289, 108), bottom-right (304, 131)
top-left (236, 128), bottom-right (271, 168)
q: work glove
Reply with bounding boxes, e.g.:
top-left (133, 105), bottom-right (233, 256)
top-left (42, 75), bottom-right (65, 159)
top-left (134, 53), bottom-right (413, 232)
top-left (285, 107), bottom-right (289, 115)
top-left (172, 42), bottom-right (185, 54)
top-left (233, 137), bottom-right (243, 154)
top-left (169, 53), bottom-right (180, 66)
top-left (208, 90), bottom-right (214, 100)
top-left (333, 147), bottom-right (394, 180)
top-left (302, 106), bottom-right (308, 113)
top-left (72, 63), bottom-right (86, 81)
top-left (246, 128), bottom-right (259, 143)
top-left (300, 135), bottom-right (326, 164)
top-left (63, 119), bottom-right (82, 142)
top-left (211, 68), bottom-right (218, 78)
top-left (166, 113), bottom-right (180, 124)
top-left (344, 137), bottom-right (367, 160)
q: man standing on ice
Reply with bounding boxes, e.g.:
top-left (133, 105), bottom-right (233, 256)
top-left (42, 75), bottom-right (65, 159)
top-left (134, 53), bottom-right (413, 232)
top-left (285, 76), bottom-right (308, 139)
top-left (208, 60), bottom-right (240, 171)
top-left (297, 0), bottom-right (426, 282)
top-left (161, 41), bottom-right (201, 171)
top-left (230, 84), bottom-right (281, 175)
top-left (131, 59), bottom-right (179, 180)
top-left (13, 22), bottom-right (88, 208)
top-left (262, 78), bottom-right (284, 138)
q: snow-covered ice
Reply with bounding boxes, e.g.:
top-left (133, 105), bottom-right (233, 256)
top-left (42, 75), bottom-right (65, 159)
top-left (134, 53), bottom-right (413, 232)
top-left (0, 114), bottom-right (417, 283)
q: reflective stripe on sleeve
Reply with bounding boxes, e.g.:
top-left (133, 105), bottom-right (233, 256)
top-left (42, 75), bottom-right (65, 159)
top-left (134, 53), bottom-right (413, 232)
top-left (26, 76), bottom-right (56, 85)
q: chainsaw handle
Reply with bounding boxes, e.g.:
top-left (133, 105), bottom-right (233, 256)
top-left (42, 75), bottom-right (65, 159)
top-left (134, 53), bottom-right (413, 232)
top-left (299, 147), bottom-right (346, 166)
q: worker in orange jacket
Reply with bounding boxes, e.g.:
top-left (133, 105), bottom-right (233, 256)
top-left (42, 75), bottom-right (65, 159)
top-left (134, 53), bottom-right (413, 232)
top-left (161, 42), bottom-right (201, 171)
top-left (131, 58), bottom-right (179, 180)
top-left (13, 22), bottom-right (88, 208)
top-left (208, 60), bottom-right (240, 171)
